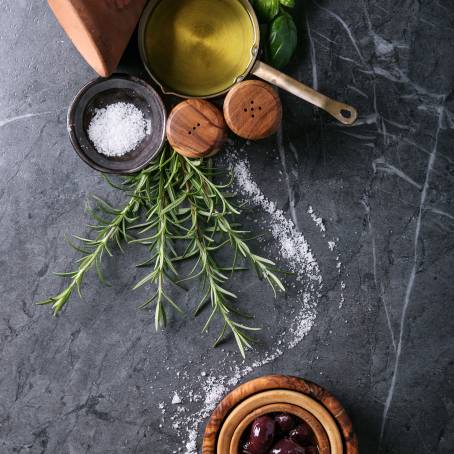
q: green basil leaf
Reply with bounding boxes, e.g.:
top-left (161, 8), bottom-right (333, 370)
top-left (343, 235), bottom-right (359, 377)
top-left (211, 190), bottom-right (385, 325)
top-left (253, 0), bottom-right (280, 22)
top-left (280, 0), bottom-right (295, 7)
top-left (268, 10), bottom-right (298, 68)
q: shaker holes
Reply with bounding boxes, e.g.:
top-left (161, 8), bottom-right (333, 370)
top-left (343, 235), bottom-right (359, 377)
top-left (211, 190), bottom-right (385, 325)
top-left (189, 122), bottom-right (202, 134)
top-left (244, 103), bottom-right (261, 118)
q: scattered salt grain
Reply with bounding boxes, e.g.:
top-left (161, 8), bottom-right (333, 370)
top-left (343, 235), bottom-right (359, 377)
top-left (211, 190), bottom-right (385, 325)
top-left (171, 392), bottom-right (182, 405)
top-left (308, 205), bottom-right (326, 233)
top-left (339, 281), bottom-right (346, 308)
top-left (87, 102), bottom-right (151, 157)
top-left (229, 154), bottom-right (321, 285)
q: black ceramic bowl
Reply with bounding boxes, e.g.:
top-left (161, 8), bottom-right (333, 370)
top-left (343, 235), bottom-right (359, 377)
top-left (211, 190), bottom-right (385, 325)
top-left (68, 74), bottom-right (166, 174)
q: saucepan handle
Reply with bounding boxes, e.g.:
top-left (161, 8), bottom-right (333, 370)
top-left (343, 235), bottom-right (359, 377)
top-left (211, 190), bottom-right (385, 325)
top-left (251, 60), bottom-right (358, 125)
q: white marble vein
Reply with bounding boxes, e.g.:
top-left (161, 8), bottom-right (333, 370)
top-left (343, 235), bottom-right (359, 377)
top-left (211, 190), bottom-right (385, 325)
top-left (373, 158), bottom-right (423, 190)
top-left (277, 125), bottom-right (300, 230)
top-left (362, 195), bottom-right (397, 351)
top-left (313, 29), bottom-right (337, 45)
top-left (380, 283), bottom-right (396, 352)
top-left (426, 206), bottom-right (454, 222)
top-left (364, 66), bottom-right (446, 101)
top-left (382, 118), bottom-right (414, 132)
top-left (347, 85), bottom-right (369, 99)
top-left (337, 55), bottom-right (364, 68)
top-left (305, 16), bottom-right (319, 91)
top-left (403, 138), bottom-right (454, 165)
top-left (377, 106), bottom-right (445, 451)
top-left (312, 0), bottom-right (367, 67)
top-left (0, 111), bottom-right (56, 129)
top-left (363, 1), bottom-right (408, 56)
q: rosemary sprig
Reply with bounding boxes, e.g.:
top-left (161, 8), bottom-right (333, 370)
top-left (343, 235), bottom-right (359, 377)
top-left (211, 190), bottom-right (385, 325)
top-left (131, 151), bottom-right (186, 330)
top-left (38, 145), bottom-right (285, 356)
top-left (183, 158), bottom-right (285, 294)
top-left (186, 198), bottom-right (259, 357)
top-left (37, 172), bottom-right (147, 315)
top-left (178, 156), bottom-right (283, 355)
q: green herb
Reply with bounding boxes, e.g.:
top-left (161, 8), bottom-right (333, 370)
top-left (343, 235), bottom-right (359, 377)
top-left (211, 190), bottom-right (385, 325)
top-left (253, 0), bottom-right (280, 22)
top-left (253, 0), bottom-right (298, 69)
top-left (269, 10), bottom-right (298, 69)
top-left (130, 151), bottom-right (187, 330)
top-left (38, 146), bottom-right (284, 356)
top-left (37, 172), bottom-right (147, 315)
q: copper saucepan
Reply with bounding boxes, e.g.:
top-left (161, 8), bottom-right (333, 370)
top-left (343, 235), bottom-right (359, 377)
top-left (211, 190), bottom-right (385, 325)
top-left (138, 0), bottom-right (357, 125)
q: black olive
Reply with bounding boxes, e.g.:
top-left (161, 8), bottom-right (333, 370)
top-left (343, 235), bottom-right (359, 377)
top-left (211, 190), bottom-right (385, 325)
top-left (245, 415), bottom-right (276, 454)
top-left (274, 413), bottom-right (295, 433)
top-left (288, 423), bottom-right (311, 446)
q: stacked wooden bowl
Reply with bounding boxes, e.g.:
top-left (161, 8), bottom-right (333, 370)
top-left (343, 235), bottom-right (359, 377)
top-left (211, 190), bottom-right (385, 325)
top-left (202, 375), bottom-right (358, 454)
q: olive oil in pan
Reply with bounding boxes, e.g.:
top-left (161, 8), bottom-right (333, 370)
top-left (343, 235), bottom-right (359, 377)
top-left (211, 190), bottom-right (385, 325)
top-left (144, 0), bottom-right (256, 97)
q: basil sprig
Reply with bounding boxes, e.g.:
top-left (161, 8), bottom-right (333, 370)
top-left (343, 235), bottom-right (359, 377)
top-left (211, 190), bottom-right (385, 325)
top-left (253, 0), bottom-right (298, 69)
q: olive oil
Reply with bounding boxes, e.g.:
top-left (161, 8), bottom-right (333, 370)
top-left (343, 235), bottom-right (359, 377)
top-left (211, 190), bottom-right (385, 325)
top-left (144, 0), bottom-right (256, 97)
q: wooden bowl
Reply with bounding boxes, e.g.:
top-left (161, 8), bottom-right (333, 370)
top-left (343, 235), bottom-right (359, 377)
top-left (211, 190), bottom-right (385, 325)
top-left (227, 403), bottom-right (331, 454)
top-left (202, 375), bottom-right (358, 454)
top-left (216, 390), bottom-right (341, 454)
top-left (68, 74), bottom-right (166, 174)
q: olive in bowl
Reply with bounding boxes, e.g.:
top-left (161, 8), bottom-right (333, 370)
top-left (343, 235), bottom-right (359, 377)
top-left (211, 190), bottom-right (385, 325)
top-left (241, 412), bottom-right (318, 454)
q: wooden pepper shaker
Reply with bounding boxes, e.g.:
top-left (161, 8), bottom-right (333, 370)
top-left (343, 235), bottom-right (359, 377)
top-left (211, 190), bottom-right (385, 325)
top-left (48, 0), bottom-right (147, 77)
top-left (223, 80), bottom-right (283, 140)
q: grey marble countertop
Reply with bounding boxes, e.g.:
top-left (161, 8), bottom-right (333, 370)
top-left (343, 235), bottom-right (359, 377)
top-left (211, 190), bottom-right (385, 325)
top-left (1, 1), bottom-right (454, 453)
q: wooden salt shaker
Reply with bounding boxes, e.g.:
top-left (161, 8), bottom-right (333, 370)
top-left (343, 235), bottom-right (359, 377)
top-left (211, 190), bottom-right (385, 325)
top-left (48, 0), bottom-right (147, 77)
top-left (167, 99), bottom-right (227, 158)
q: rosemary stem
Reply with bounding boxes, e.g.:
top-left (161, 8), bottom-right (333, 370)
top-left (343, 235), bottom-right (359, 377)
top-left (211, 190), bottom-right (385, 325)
top-left (44, 173), bottom-right (149, 315)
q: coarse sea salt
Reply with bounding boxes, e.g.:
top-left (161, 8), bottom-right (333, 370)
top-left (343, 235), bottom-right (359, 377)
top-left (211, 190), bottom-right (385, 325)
top-left (87, 102), bottom-right (151, 157)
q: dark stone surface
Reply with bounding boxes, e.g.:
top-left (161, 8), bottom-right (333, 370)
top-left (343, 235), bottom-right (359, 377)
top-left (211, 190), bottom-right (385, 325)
top-left (1, 1), bottom-right (454, 453)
